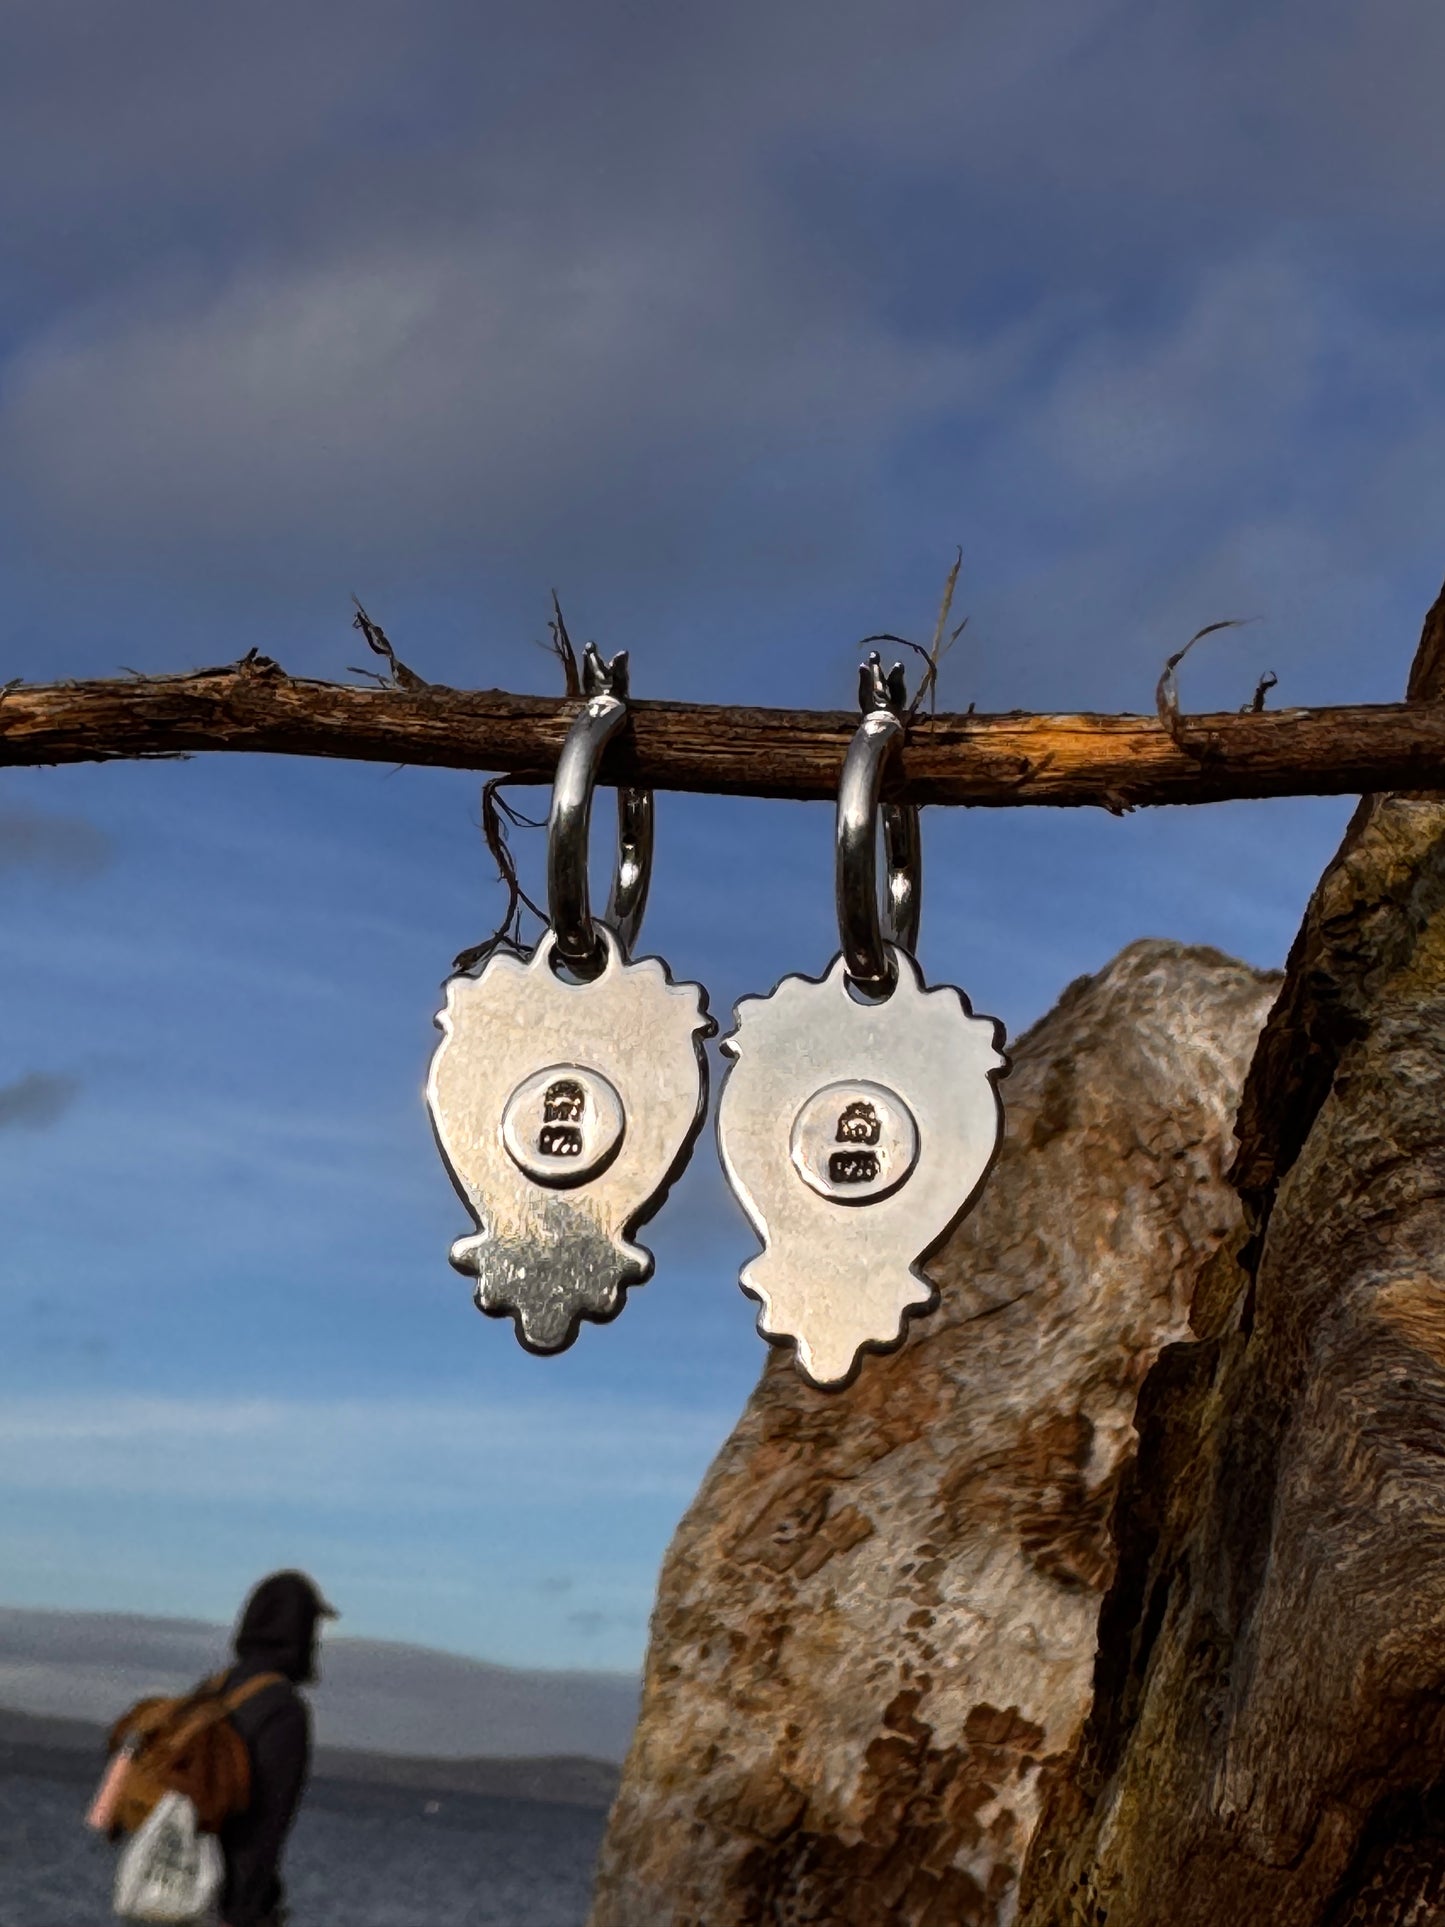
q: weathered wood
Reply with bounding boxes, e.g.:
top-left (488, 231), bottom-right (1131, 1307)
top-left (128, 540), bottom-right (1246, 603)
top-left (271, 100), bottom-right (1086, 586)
top-left (588, 941), bottom-right (1277, 1927)
top-left (1017, 580), bottom-right (1445, 1925)
top-left (6, 661), bottom-right (1445, 806)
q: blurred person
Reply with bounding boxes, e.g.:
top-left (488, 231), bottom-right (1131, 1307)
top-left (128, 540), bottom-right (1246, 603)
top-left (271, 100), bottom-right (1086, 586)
top-left (217, 1570), bottom-right (337, 1927)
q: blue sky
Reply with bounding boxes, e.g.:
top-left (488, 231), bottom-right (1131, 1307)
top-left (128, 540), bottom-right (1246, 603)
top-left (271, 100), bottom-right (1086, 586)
top-left (1, 0), bottom-right (1442, 1674)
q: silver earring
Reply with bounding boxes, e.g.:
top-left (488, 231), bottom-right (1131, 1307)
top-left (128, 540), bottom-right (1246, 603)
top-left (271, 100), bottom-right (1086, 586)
top-left (717, 655), bottom-right (1007, 1389)
top-left (427, 647), bottom-right (715, 1354)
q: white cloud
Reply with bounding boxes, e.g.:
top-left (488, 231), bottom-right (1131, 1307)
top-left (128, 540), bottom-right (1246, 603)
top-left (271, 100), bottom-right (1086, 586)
top-left (0, 218), bottom-right (1003, 568)
top-left (0, 1390), bottom-right (729, 1513)
top-left (1, 0), bottom-right (1442, 663)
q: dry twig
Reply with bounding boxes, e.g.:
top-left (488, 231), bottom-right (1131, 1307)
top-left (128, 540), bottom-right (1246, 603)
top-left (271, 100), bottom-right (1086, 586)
top-left (855, 549), bottom-right (969, 727)
top-left (350, 599), bottom-right (430, 691)
top-left (452, 778), bottom-right (548, 972)
top-left (453, 595), bottom-right (609, 969)
top-left (1248, 671), bottom-right (1279, 713)
top-left (544, 593), bottom-right (583, 698)
top-left (1155, 618), bottom-right (1252, 747)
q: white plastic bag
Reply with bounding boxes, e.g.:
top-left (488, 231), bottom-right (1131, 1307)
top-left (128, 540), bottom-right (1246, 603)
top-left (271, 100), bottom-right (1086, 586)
top-left (113, 1791), bottom-right (223, 1924)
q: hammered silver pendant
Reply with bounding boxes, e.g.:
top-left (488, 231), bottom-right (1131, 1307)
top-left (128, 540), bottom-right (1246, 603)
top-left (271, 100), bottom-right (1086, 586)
top-left (428, 928), bottom-right (713, 1352)
top-left (717, 657), bottom-right (1007, 1388)
top-left (718, 946), bottom-right (1004, 1387)
top-left (426, 647), bottom-right (714, 1353)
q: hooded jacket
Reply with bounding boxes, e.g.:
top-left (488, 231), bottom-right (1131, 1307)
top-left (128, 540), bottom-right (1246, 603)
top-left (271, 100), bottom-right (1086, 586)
top-left (218, 1572), bottom-right (334, 1927)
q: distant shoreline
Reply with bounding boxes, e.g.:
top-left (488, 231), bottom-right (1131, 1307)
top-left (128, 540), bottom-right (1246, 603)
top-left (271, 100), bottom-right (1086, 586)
top-left (0, 1604), bottom-right (638, 1763)
top-left (0, 1706), bottom-right (620, 1813)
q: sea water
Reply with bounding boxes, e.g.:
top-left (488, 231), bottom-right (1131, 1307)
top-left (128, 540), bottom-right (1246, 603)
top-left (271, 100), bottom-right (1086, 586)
top-left (0, 1769), bottom-right (607, 1927)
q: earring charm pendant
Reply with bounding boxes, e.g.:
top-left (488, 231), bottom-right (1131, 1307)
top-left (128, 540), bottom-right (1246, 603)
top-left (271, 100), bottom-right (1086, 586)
top-left (427, 648), bottom-right (714, 1353)
top-left (717, 656), bottom-right (1007, 1388)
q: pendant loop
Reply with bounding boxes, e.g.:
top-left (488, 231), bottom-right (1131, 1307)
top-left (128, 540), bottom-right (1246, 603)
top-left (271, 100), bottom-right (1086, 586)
top-left (836, 673), bottom-right (922, 997)
top-left (547, 648), bottom-right (654, 973)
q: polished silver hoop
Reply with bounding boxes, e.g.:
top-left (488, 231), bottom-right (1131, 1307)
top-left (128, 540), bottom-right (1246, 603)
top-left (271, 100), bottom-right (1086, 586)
top-left (836, 701), bottom-right (922, 998)
top-left (547, 649), bottom-right (654, 974)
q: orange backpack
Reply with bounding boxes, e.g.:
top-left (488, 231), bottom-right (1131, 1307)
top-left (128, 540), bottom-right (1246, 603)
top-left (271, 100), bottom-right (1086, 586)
top-left (104, 1670), bottom-right (285, 1835)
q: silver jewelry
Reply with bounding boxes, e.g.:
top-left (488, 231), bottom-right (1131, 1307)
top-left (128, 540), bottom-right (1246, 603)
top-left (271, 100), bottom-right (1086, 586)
top-left (717, 655), bottom-right (1007, 1389)
top-left (427, 648), bottom-right (715, 1353)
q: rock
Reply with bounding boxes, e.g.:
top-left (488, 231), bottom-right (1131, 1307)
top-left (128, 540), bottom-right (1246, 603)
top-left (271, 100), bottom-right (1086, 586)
top-left (588, 939), bottom-right (1278, 1927)
top-left (1020, 821), bottom-right (1445, 1922)
top-left (1018, 582), bottom-right (1445, 1925)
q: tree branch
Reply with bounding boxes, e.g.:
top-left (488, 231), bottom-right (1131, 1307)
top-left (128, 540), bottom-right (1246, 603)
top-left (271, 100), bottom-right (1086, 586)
top-left (5, 663), bottom-right (1445, 808)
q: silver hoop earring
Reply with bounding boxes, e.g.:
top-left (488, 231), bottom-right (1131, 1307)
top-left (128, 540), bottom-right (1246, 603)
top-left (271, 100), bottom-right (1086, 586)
top-left (546, 650), bottom-right (653, 970)
top-left (716, 654), bottom-right (1008, 1389)
top-left (427, 647), bottom-right (715, 1354)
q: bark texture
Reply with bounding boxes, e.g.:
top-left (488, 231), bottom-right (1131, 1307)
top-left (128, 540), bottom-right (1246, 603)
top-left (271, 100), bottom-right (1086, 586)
top-left (589, 939), bottom-right (1278, 1927)
top-left (1017, 584), bottom-right (1445, 1927)
top-left (8, 661), bottom-right (1445, 807)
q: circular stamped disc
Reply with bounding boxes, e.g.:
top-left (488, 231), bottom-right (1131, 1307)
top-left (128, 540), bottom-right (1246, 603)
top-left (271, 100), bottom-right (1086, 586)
top-left (789, 1079), bottom-right (919, 1206)
top-left (501, 1064), bottom-right (626, 1188)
